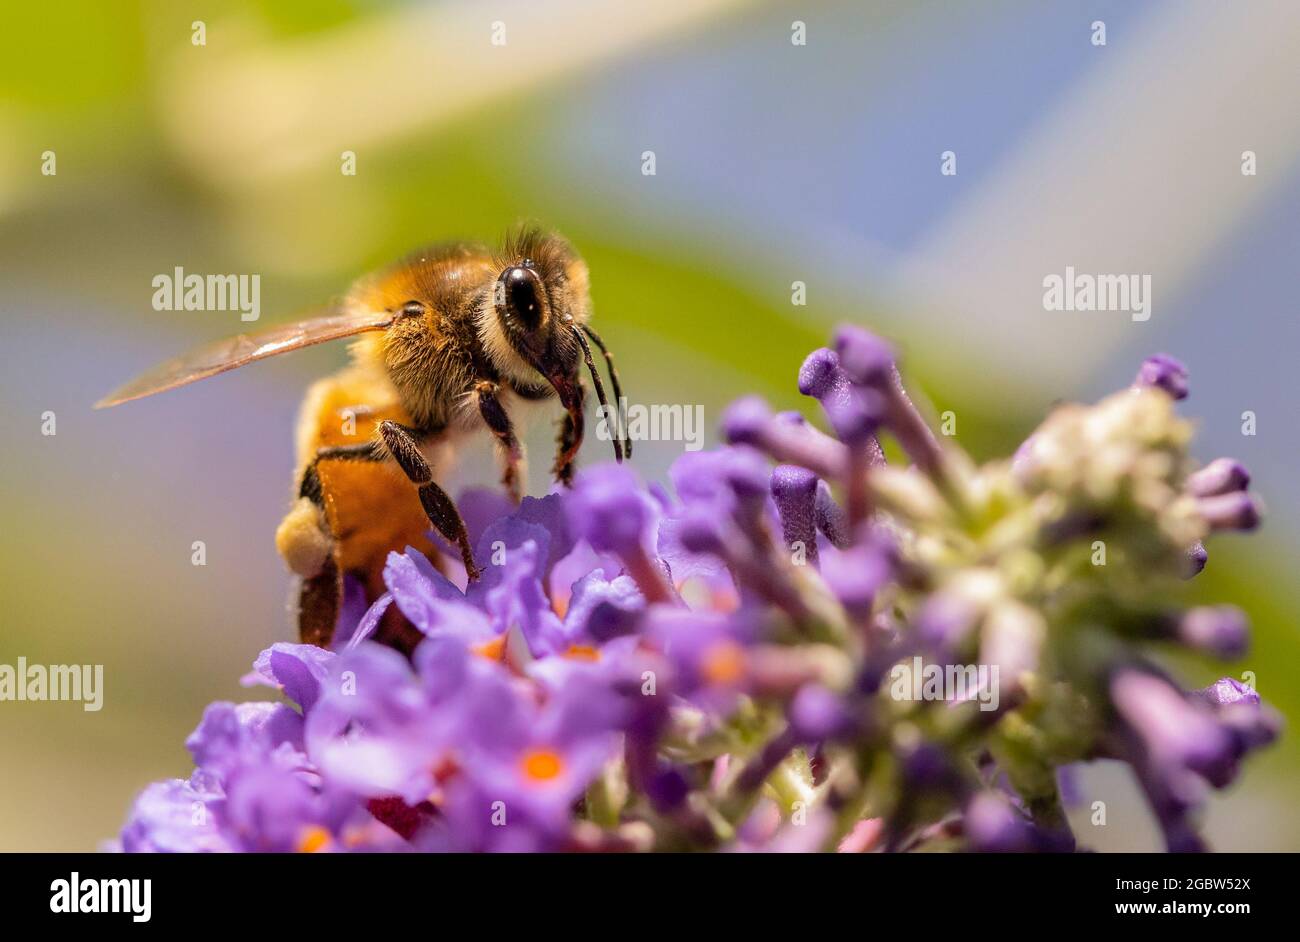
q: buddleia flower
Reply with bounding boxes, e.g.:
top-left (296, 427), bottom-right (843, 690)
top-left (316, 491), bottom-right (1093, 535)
top-left (116, 329), bottom-right (1277, 853)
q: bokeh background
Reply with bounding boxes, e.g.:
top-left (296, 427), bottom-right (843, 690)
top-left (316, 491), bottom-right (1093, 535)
top-left (1, 0), bottom-right (1296, 851)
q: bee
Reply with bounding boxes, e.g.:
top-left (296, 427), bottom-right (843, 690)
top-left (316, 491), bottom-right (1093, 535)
top-left (96, 228), bottom-right (629, 650)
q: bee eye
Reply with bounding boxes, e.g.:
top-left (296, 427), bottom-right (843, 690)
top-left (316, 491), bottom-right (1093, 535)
top-left (399, 301), bottom-right (425, 319)
top-left (499, 266), bottom-right (543, 331)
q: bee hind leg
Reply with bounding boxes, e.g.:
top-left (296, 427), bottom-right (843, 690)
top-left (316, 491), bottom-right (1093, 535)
top-left (377, 420), bottom-right (482, 581)
top-left (278, 442), bottom-right (380, 578)
top-left (282, 441), bottom-right (381, 647)
top-left (297, 556), bottom-right (343, 648)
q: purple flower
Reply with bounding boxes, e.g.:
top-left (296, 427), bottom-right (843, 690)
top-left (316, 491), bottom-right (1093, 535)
top-left (185, 701), bottom-right (307, 779)
top-left (833, 325), bottom-right (942, 475)
top-left (385, 548), bottom-right (489, 639)
top-left (443, 678), bottom-right (623, 850)
top-left (1108, 668), bottom-right (1278, 851)
top-left (1183, 540), bottom-right (1209, 579)
top-left (644, 607), bottom-right (754, 715)
top-left (568, 464), bottom-right (674, 604)
top-left (671, 446), bottom-right (773, 534)
top-left (562, 568), bottom-right (645, 644)
top-left (121, 693), bottom-right (405, 852)
top-left (798, 347), bottom-right (885, 449)
top-left (770, 464), bottom-right (821, 566)
top-left (331, 575), bottom-right (371, 648)
top-left (471, 533), bottom-right (566, 658)
top-left (304, 642), bottom-right (455, 805)
top-left (788, 683), bottom-right (855, 742)
top-left (814, 479), bottom-right (851, 548)
top-left (1134, 354), bottom-right (1189, 400)
top-left (964, 792), bottom-right (1037, 853)
top-left (220, 764), bottom-right (355, 853)
top-left (833, 326), bottom-right (895, 388)
top-left (1197, 491), bottom-right (1262, 531)
top-left (912, 590), bottom-right (979, 655)
top-left (244, 642), bottom-right (336, 712)
top-left (1186, 458), bottom-right (1250, 497)
top-left (1195, 678), bottom-right (1282, 755)
top-left (565, 463), bottom-right (657, 558)
top-left (119, 772), bottom-right (231, 853)
top-left (818, 534), bottom-right (894, 621)
top-left (1175, 606), bottom-right (1249, 659)
top-left (117, 330), bottom-right (1274, 855)
top-left (722, 396), bottom-right (848, 480)
top-left (1196, 676), bottom-right (1259, 708)
top-left (1112, 670), bottom-right (1235, 787)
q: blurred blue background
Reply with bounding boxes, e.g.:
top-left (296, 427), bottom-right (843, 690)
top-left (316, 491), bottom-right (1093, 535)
top-left (0, 0), bottom-right (1296, 850)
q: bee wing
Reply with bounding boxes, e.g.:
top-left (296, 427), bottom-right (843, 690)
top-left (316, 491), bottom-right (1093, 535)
top-left (94, 307), bottom-right (395, 408)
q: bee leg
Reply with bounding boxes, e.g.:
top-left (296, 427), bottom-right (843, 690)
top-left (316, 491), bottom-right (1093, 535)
top-left (377, 420), bottom-right (482, 581)
top-left (580, 324), bottom-right (631, 459)
top-left (475, 381), bottom-right (524, 503)
top-left (554, 414), bottom-right (577, 486)
top-left (552, 380), bottom-right (585, 486)
top-left (284, 441), bottom-right (382, 647)
top-left (418, 479), bottom-right (483, 582)
top-left (298, 557), bottom-right (342, 648)
top-left (298, 442), bottom-right (383, 505)
top-left (280, 441), bottom-right (381, 578)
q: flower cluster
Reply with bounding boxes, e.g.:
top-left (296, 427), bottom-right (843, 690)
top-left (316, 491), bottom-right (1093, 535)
top-left (117, 328), bottom-right (1278, 852)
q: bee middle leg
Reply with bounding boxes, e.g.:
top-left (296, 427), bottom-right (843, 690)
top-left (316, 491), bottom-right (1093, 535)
top-left (377, 420), bottom-right (482, 581)
top-left (475, 381), bottom-right (525, 504)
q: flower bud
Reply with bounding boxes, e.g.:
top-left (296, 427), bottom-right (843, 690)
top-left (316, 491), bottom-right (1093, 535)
top-left (1186, 458), bottom-right (1250, 497)
top-left (1197, 491), bottom-right (1262, 531)
top-left (1134, 354), bottom-right (1189, 400)
top-left (1176, 606), bottom-right (1249, 659)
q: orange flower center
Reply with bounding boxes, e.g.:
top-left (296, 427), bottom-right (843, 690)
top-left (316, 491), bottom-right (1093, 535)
top-left (563, 644), bottom-right (600, 662)
top-left (520, 747), bottom-right (565, 783)
top-left (296, 825), bottom-right (331, 853)
top-left (472, 635), bottom-right (507, 662)
top-left (700, 640), bottom-right (746, 686)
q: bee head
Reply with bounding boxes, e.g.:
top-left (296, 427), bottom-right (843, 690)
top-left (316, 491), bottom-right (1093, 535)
top-left (487, 227), bottom-right (629, 463)
top-left (488, 227), bottom-right (589, 370)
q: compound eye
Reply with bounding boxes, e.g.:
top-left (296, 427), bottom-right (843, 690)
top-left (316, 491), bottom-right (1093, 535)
top-left (399, 300), bottom-right (425, 320)
top-left (500, 266), bottom-right (543, 331)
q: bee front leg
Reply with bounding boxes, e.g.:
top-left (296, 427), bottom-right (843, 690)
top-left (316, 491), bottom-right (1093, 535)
top-left (377, 420), bottom-right (482, 581)
top-left (552, 379), bottom-right (585, 486)
top-left (475, 381), bottom-right (525, 504)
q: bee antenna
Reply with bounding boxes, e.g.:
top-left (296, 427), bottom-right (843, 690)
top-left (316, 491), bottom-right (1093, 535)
top-left (570, 325), bottom-right (623, 463)
top-left (580, 324), bottom-right (631, 460)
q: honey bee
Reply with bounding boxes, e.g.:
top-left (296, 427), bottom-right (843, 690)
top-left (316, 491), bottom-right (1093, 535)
top-left (97, 228), bottom-right (629, 650)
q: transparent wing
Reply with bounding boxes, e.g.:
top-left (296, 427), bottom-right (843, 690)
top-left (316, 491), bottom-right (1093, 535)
top-left (94, 307), bottom-right (394, 408)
